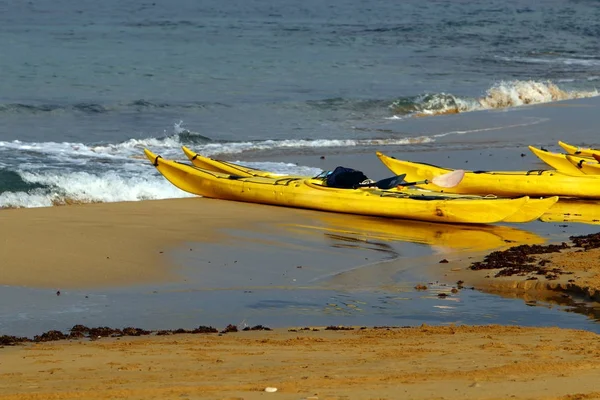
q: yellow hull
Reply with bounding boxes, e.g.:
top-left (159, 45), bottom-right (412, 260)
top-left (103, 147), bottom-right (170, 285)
top-left (540, 199), bottom-right (600, 225)
top-left (181, 146), bottom-right (284, 176)
top-left (376, 151), bottom-right (600, 198)
top-left (565, 155), bottom-right (600, 175)
top-left (528, 146), bottom-right (587, 176)
top-left (181, 147), bottom-right (557, 223)
top-left (145, 149), bottom-right (532, 224)
top-left (558, 141), bottom-right (600, 158)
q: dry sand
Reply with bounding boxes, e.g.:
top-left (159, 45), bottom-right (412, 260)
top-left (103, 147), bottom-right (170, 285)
top-left (1, 325), bottom-right (600, 400)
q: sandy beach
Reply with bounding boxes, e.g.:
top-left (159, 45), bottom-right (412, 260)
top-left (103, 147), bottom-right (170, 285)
top-left (2, 193), bottom-right (600, 399)
top-left (2, 325), bottom-right (600, 400)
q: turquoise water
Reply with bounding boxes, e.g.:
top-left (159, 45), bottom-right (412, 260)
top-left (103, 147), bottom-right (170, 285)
top-left (1, 0), bottom-right (599, 207)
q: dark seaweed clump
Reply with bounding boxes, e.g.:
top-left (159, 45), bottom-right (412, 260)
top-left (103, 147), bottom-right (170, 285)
top-left (242, 325), bottom-right (272, 331)
top-left (470, 243), bottom-right (569, 278)
top-left (0, 323), bottom-right (269, 346)
top-left (288, 327), bottom-right (320, 332)
top-left (0, 335), bottom-right (29, 346)
top-left (220, 324), bottom-right (238, 333)
top-left (325, 326), bottom-right (355, 331)
top-left (65, 325), bottom-right (152, 340)
top-left (34, 330), bottom-right (70, 342)
top-left (469, 232), bottom-right (600, 278)
top-left (570, 232), bottom-right (600, 250)
top-left (157, 326), bottom-right (219, 336)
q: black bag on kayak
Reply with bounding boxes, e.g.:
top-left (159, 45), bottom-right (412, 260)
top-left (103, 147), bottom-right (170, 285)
top-left (325, 166), bottom-right (369, 189)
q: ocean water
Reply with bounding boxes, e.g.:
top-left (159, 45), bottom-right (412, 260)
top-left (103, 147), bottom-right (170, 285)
top-left (1, 0), bottom-right (600, 207)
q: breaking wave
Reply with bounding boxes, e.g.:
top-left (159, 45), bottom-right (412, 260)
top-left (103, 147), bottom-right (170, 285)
top-left (0, 120), bottom-right (436, 208)
top-left (479, 80), bottom-right (598, 109)
top-left (389, 80), bottom-right (599, 118)
top-left (0, 170), bottom-right (195, 209)
top-left (0, 120), bottom-right (434, 162)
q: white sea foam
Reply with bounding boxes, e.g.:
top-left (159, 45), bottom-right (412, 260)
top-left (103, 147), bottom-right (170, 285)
top-left (195, 137), bottom-right (435, 156)
top-left (0, 170), bottom-right (194, 209)
top-left (399, 80), bottom-right (599, 118)
top-left (231, 161), bottom-right (323, 176)
top-left (0, 161), bottom-right (322, 209)
top-left (0, 118), bottom-right (440, 209)
top-left (0, 190), bottom-right (57, 209)
top-left (478, 80), bottom-right (597, 109)
top-left (0, 134), bottom-right (434, 162)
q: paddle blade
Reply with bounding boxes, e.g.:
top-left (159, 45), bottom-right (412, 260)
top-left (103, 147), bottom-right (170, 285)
top-left (594, 154), bottom-right (600, 163)
top-left (367, 173), bottom-right (407, 189)
top-left (431, 169), bottom-right (465, 188)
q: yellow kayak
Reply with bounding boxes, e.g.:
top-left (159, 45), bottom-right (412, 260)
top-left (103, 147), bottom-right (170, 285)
top-left (558, 140), bottom-right (600, 158)
top-left (181, 146), bottom-right (557, 223)
top-left (540, 199), bottom-right (600, 225)
top-left (528, 146), bottom-right (590, 176)
top-left (145, 149), bottom-right (533, 224)
top-left (565, 155), bottom-right (600, 175)
top-left (182, 145), bottom-right (291, 177)
top-left (376, 151), bottom-right (600, 198)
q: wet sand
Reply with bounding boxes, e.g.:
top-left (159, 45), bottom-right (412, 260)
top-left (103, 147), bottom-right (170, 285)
top-left (0, 197), bottom-right (343, 288)
top-left (4, 191), bottom-right (597, 298)
top-left (1, 325), bottom-right (600, 400)
top-left (10, 195), bottom-right (597, 339)
top-left (0, 188), bottom-right (574, 290)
